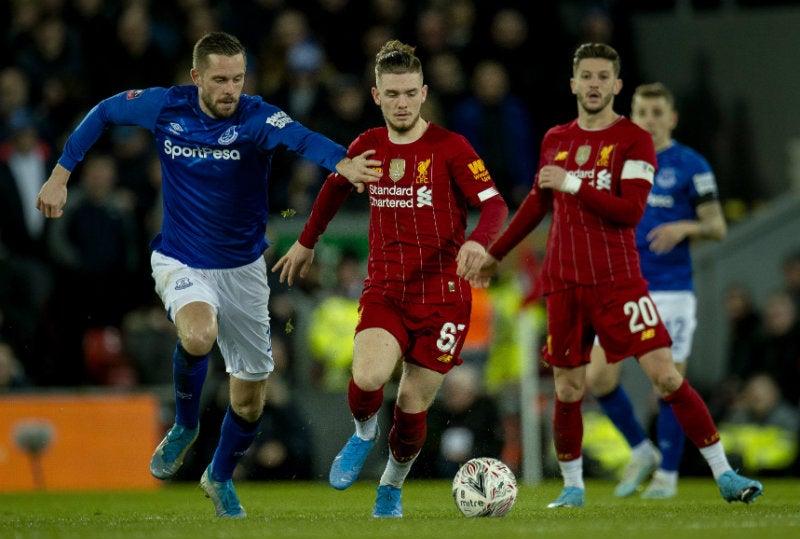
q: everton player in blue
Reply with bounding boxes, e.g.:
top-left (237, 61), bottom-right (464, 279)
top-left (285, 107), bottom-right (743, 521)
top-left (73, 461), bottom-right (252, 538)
top-left (587, 82), bottom-right (728, 499)
top-left (36, 32), bottom-right (380, 517)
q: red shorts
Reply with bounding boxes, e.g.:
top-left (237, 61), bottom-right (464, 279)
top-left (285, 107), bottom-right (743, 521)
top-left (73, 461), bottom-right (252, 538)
top-left (356, 289), bottom-right (470, 374)
top-left (543, 279), bottom-right (672, 368)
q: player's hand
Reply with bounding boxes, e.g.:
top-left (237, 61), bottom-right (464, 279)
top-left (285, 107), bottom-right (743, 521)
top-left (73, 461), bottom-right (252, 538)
top-left (335, 150), bottom-right (381, 193)
top-left (36, 164), bottom-right (71, 218)
top-left (646, 222), bottom-right (690, 254)
top-left (456, 240), bottom-right (487, 282)
top-left (460, 250), bottom-right (500, 289)
top-left (271, 241), bottom-right (314, 286)
top-left (538, 165), bottom-right (580, 193)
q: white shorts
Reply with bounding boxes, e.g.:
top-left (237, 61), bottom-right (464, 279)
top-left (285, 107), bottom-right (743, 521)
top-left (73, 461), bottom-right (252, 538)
top-left (650, 290), bottom-right (697, 363)
top-left (151, 251), bottom-right (274, 381)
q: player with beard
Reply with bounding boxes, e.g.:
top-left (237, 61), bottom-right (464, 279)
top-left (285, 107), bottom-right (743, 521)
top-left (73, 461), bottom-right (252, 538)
top-left (273, 40), bottom-right (508, 518)
top-left (36, 31), bottom-right (380, 518)
top-left (463, 43), bottom-right (762, 508)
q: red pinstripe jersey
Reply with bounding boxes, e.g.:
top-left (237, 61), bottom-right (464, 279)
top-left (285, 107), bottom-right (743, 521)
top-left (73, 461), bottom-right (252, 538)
top-left (490, 116), bottom-right (657, 294)
top-left (300, 123), bottom-right (505, 304)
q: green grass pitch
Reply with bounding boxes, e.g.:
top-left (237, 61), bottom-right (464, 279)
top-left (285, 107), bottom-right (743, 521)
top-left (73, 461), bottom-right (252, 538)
top-left (2, 478), bottom-right (798, 539)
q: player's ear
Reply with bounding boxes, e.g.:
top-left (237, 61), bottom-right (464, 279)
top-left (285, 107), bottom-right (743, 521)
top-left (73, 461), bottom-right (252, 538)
top-left (371, 87), bottom-right (381, 106)
top-left (613, 78), bottom-right (623, 95)
top-left (190, 68), bottom-right (201, 86)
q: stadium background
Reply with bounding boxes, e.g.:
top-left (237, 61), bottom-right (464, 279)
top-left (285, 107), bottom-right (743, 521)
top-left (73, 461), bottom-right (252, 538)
top-left (1, 0), bottom-right (799, 491)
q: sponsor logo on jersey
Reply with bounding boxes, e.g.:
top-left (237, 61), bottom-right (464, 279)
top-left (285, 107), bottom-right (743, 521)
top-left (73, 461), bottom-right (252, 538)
top-left (368, 184), bottom-right (433, 208)
top-left (389, 159), bottom-right (405, 182)
top-left (596, 144), bottom-right (615, 167)
top-left (265, 111), bottom-right (293, 128)
top-left (647, 193), bottom-right (674, 208)
top-left (416, 158), bottom-right (431, 184)
top-left (554, 151), bottom-right (568, 162)
top-left (163, 138), bottom-right (241, 160)
top-left (126, 89), bottom-right (144, 100)
top-left (574, 145), bottom-right (591, 165)
top-left (467, 159), bottom-right (492, 182)
top-left (218, 126), bottom-right (239, 145)
top-left (416, 185), bottom-right (432, 207)
top-left (168, 122), bottom-right (184, 135)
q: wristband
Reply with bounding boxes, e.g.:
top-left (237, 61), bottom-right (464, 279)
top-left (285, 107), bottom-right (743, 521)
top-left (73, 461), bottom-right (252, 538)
top-left (563, 173), bottom-right (582, 194)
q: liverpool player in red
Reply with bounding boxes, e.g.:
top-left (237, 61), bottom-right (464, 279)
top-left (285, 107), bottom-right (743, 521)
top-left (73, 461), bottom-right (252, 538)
top-left (272, 40), bottom-right (508, 517)
top-left (464, 43), bottom-right (762, 508)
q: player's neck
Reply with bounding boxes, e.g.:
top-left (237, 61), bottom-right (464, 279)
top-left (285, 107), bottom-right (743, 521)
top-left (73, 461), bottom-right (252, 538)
top-left (654, 138), bottom-right (673, 152)
top-left (388, 118), bottom-right (429, 144)
top-left (577, 108), bottom-right (620, 130)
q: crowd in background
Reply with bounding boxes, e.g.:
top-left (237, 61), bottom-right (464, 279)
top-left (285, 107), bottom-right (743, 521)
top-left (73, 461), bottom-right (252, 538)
top-left (0, 0), bottom-right (797, 480)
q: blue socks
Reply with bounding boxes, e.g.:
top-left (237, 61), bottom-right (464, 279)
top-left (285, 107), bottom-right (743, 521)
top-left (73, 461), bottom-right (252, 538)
top-left (211, 406), bottom-right (261, 481)
top-left (597, 385), bottom-right (648, 447)
top-left (173, 343), bottom-right (209, 429)
top-left (656, 398), bottom-right (685, 472)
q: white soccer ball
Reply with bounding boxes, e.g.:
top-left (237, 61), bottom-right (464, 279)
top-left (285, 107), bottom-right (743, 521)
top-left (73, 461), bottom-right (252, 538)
top-left (452, 457), bottom-right (518, 517)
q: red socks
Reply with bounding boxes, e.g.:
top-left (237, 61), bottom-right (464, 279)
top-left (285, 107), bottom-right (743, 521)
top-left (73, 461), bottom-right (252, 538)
top-left (388, 405), bottom-right (428, 462)
top-left (664, 379), bottom-right (720, 448)
top-left (553, 397), bottom-right (583, 461)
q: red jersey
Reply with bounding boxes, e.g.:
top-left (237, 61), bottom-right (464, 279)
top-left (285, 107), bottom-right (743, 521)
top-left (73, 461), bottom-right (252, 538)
top-left (489, 117), bottom-right (656, 294)
top-left (300, 122), bottom-right (508, 303)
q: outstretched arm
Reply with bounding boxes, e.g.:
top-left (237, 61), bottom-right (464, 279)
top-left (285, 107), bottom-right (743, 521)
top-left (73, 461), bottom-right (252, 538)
top-left (335, 149), bottom-right (381, 193)
top-left (36, 164), bottom-right (72, 218)
top-left (272, 241), bottom-right (315, 287)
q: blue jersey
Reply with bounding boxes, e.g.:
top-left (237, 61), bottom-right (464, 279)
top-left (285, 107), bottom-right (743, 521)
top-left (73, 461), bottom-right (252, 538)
top-left (59, 85), bottom-right (347, 269)
top-left (637, 140), bottom-right (719, 291)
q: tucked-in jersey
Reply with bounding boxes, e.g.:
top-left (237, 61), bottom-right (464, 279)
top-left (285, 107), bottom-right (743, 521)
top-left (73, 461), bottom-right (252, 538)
top-left (638, 140), bottom-right (718, 292)
top-left (58, 85), bottom-right (347, 269)
top-left (489, 117), bottom-right (657, 294)
top-left (299, 123), bottom-right (507, 304)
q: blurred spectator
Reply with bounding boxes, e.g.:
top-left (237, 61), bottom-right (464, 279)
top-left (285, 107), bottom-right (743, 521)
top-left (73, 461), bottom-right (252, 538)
top-left (14, 15), bottom-right (86, 106)
top-left (0, 67), bottom-right (33, 138)
top-left (0, 108), bottom-right (56, 377)
top-left (411, 364), bottom-right (504, 479)
top-left (306, 249), bottom-right (363, 390)
top-left (0, 108), bottom-right (53, 264)
top-left (450, 59), bottom-right (536, 207)
top-left (745, 290), bottom-right (800, 406)
top-left (64, 0), bottom-right (119, 104)
top-left (0, 341), bottom-right (30, 391)
top-left (310, 74), bottom-right (381, 212)
top-left (424, 52), bottom-right (468, 127)
top-left (718, 373), bottom-right (799, 476)
top-left (305, 0), bottom-right (363, 76)
top-left (723, 283), bottom-right (763, 379)
top-left (782, 251), bottom-right (800, 313)
top-left (708, 283), bottom-right (763, 420)
top-left (122, 294), bottom-right (176, 386)
top-left (104, 4), bottom-right (174, 95)
top-left (45, 153), bottom-right (140, 385)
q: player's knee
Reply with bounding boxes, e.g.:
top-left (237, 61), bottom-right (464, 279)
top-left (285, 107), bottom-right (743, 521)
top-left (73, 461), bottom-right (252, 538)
top-left (230, 400), bottom-right (262, 423)
top-left (651, 372), bottom-right (683, 396)
top-left (352, 370), bottom-right (384, 392)
top-left (178, 326), bottom-right (216, 356)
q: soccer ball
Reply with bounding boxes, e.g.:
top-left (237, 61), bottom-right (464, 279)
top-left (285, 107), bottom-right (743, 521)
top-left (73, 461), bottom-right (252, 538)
top-left (452, 457), bottom-right (517, 517)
